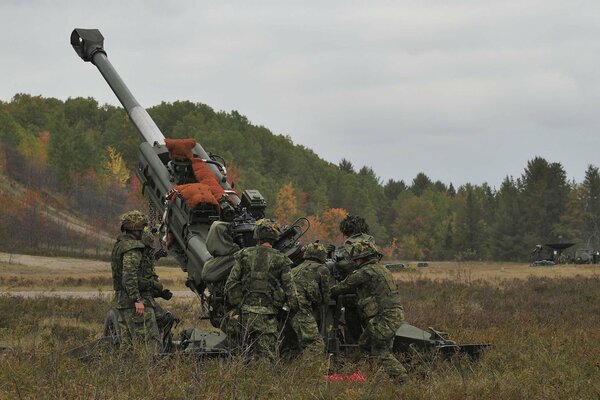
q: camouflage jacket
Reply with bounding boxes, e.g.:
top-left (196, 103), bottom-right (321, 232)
top-left (291, 259), bottom-right (330, 311)
top-left (334, 233), bottom-right (375, 276)
top-left (225, 245), bottom-right (298, 315)
top-left (111, 233), bottom-right (161, 308)
top-left (330, 259), bottom-right (401, 321)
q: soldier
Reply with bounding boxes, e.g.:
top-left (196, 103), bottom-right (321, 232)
top-left (330, 240), bottom-right (408, 383)
top-left (140, 226), bottom-right (178, 352)
top-left (110, 210), bottom-right (161, 353)
top-left (290, 242), bottom-right (330, 351)
top-left (329, 215), bottom-right (375, 343)
top-left (224, 219), bottom-right (298, 361)
top-left (332, 215), bottom-right (375, 278)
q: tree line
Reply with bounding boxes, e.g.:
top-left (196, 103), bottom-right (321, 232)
top-left (0, 93), bottom-right (598, 261)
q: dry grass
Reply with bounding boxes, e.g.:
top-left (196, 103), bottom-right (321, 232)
top-left (392, 260), bottom-right (600, 283)
top-left (0, 260), bottom-right (187, 291)
top-left (1, 260), bottom-right (600, 398)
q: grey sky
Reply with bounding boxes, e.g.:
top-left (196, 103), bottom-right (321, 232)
top-left (1, 0), bottom-right (599, 188)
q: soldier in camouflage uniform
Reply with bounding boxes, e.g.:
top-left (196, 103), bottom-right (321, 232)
top-left (224, 219), bottom-right (298, 361)
top-left (329, 215), bottom-right (375, 343)
top-left (330, 240), bottom-right (408, 383)
top-left (290, 242), bottom-right (330, 351)
top-left (110, 210), bottom-right (161, 353)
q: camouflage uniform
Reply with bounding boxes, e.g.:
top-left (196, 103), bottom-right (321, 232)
top-left (330, 241), bottom-right (407, 379)
top-left (290, 242), bottom-right (330, 350)
top-left (224, 219), bottom-right (298, 361)
top-left (110, 211), bottom-right (160, 352)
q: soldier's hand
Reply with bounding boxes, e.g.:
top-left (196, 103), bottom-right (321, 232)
top-left (160, 289), bottom-right (173, 300)
top-left (154, 249), bottom-right (168, 260)
top-left (135, 301), bottom-right (145, 316)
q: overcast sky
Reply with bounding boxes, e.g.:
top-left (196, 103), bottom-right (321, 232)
top-left (1, 0), bottom-right (600, 188)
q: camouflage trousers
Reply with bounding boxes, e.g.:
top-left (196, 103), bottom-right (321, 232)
top-left (234, 312), bottom-right (279, 361)
top-left (291, 309), bottom-right (324, 351)
top-left (359, 307), bottom-right (407, 378)
top-left (118, 306), bottom-right (161, 354)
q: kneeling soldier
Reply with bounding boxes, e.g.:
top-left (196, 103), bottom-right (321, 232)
top-left (330, 240), bottom-right (408, 383)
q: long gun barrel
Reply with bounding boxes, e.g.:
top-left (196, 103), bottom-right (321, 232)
top-left (70, 28), bottom-right (243, 284)
top-left (71, 29), bottom-right (164, 146)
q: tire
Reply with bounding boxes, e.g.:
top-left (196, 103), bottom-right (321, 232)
top-left (103, 308), bottom-right (122, 347)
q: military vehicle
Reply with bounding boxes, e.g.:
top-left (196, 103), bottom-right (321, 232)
top-left (69, 28), bottom-right (487, 361)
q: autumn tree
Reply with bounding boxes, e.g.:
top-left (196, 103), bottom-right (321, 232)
top-left (275, 182), bottom-right (299, 225)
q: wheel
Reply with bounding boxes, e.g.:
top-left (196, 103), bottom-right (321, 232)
top-left (103, 308), bottom-right (122, 347)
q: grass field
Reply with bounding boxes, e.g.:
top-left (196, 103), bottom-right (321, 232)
top-left (0, 259), bottom-right (599, 399)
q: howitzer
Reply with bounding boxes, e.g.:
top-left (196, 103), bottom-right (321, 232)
top-left (70, 29), bottom-right (488, 363)
top-left (71, 28), bottom-right (305, 327)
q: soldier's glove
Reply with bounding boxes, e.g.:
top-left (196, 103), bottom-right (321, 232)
top-left (154, 248), bottom-right (168, 260)
top-left (160, 289), bottom-right (173, 300)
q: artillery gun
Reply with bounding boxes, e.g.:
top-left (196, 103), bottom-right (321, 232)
top-left (69, 28), bottom-right (487, 361)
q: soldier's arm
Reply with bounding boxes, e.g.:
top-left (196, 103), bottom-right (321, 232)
top-left (280, 258), bottom-right (300, 312)
top-left (122, 249), bottom-right (143, 303)
top-left (330, 268), bottom-right (368, 297)
top-left (224, 254), bottom-right (243, 307)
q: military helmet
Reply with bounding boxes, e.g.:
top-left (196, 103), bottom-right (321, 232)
top-left (120, 210), bottom-right (147, 232)
top-left (303, 242), bottom-right (327, 262)
top-left (253, 218), bottom-right (281, 241)
top-left (339, 215), bottom-right (370, 236)
top-left (350, 240), bottom-right (382, 261)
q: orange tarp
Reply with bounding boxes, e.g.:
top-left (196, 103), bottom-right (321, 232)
top-left (191, 158), bottom-right (225, 200)
top-left (174, 183), bottom-right (219, 208)
top-left (165, 138), bottom-right (196, 161)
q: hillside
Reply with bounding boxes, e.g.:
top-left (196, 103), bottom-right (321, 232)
top-left (0, 94), bottom-right (599, 261)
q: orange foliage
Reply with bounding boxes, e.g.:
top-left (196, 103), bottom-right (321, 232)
top-left (275, 182), bottom-right (299, 225)
top-left (321, 208), bottom-right (348, 244)
top-left (302, 215), bottom-right (328, 243)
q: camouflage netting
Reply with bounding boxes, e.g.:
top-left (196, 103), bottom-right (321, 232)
top-left (165, 138), bottom-right (196, 161)
top-left (202, 221), bottom-right (240, 283)
top-left (173, 183), bottom-right (218, 208)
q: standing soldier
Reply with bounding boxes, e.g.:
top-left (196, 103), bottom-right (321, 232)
top-left (110, 210), bottom-right (160, 353)
top-left (290, 242), bottom-right (330, 352)
top-left (224, 219), bottom-right (298, 361)
top-left (330, 240), bottom-right (408, 383)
